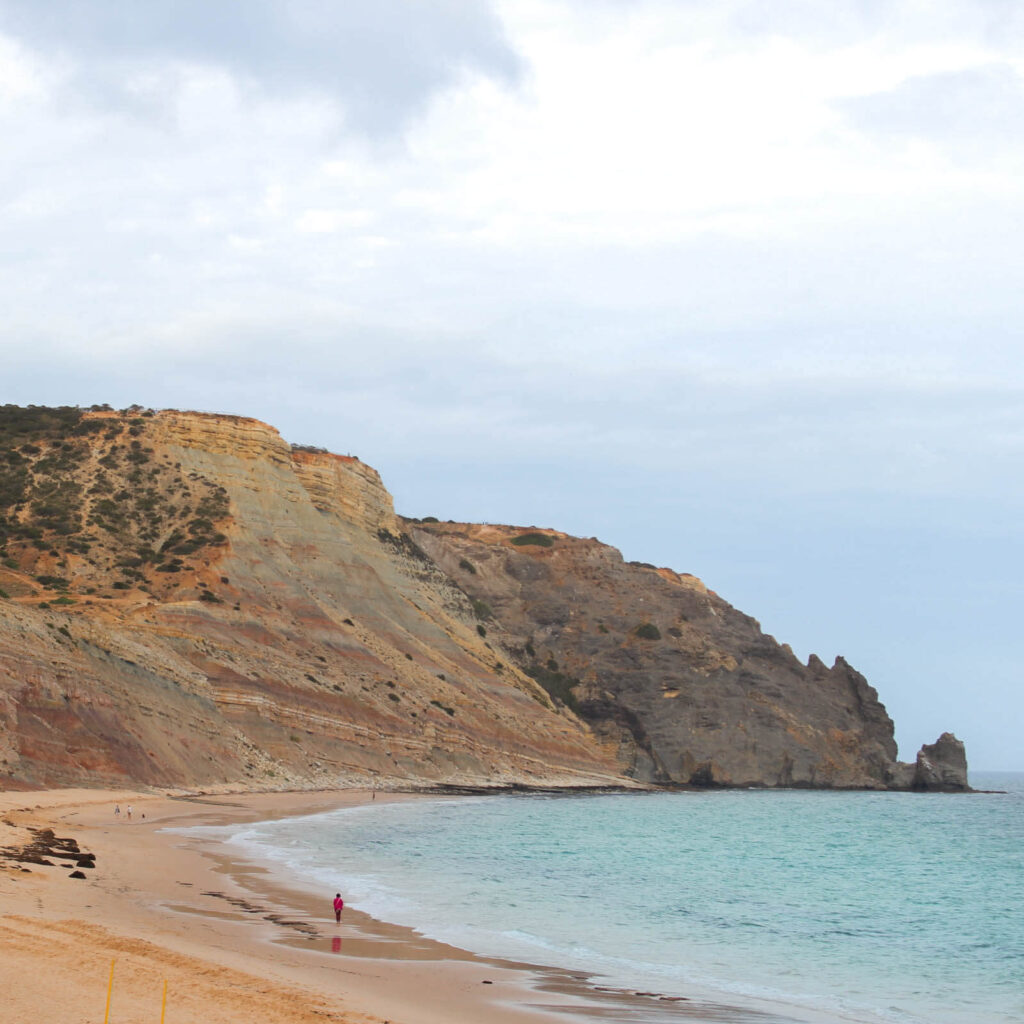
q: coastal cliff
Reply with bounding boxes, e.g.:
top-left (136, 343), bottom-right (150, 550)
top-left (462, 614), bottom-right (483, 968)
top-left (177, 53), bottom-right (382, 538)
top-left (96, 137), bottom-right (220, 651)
top-left (0, 405), bottom-right (968, 792)
top-left (407, 521), bottom-right (967, 789)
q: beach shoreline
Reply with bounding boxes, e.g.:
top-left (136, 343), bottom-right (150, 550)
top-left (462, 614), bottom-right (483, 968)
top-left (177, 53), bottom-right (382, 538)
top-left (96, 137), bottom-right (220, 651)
top-left (0, 786), bottom-right (836, 1024)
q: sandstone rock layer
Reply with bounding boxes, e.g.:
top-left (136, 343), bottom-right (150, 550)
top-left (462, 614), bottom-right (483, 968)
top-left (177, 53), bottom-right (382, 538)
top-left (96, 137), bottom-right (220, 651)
top-left (0, 406), bottom-right (968, 791)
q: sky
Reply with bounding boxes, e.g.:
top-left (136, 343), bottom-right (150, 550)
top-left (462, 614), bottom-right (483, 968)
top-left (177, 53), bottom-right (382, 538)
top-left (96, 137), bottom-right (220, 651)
top-left (2, 0), bottom-right (1022, 771)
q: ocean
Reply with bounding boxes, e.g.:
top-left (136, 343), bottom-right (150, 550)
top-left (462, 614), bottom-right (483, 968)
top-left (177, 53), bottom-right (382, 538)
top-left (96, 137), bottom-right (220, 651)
top-left (221, 773), bottom-right (1024, 1024)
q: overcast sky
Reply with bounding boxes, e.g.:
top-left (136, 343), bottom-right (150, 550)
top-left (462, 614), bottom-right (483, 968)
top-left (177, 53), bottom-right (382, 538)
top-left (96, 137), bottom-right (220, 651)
top-left (3, 0), bottom-right (1022, 771)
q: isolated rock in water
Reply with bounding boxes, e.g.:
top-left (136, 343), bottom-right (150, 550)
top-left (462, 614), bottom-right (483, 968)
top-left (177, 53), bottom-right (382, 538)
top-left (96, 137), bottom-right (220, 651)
top-left (912, 733), bottom-right (969, 791)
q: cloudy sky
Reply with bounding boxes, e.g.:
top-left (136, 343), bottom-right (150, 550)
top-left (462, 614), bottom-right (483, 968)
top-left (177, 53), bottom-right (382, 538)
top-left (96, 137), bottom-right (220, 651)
top-left (3, 0), bottom-right (1022, 771)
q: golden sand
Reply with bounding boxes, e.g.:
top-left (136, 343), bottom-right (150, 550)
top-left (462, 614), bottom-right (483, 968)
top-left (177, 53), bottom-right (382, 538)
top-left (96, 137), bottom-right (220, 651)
top-left (0, 788), bottom-right (680, 1024)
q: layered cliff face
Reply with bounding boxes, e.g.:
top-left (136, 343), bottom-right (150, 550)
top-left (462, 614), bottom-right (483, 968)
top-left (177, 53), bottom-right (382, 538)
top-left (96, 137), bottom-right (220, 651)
top-left (0, 406), bottom-right (967, 792)
top-left (405, 521), bottom-right (967, 790)
top-left (0, 407), bottom-right (624, 790)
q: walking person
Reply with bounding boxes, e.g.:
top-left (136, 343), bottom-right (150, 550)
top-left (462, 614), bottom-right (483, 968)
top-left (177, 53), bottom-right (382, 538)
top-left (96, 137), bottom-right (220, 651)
top-left (333, 892), bottom-right (344, 924)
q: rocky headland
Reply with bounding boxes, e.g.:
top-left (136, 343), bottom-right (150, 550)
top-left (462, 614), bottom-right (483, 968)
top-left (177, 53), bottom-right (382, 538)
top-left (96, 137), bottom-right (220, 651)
top-left (0, 405), bottom-right (969, 792)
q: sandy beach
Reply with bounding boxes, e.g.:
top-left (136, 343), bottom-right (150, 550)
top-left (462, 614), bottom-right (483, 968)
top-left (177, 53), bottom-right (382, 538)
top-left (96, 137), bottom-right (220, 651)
top-left (0, 787), bottom-right (742, 1024)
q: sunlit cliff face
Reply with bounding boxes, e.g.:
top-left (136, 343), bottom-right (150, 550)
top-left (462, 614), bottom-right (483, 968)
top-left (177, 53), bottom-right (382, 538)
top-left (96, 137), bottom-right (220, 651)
top-left (0, 407), bottom-right (967, 792)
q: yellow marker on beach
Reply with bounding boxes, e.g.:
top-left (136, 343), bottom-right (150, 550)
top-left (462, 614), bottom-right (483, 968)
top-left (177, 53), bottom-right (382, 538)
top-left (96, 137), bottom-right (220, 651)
top-left (161, 978), bottom-right (167, 1023)
top-left (103, 958), bottom-right (115, 1024)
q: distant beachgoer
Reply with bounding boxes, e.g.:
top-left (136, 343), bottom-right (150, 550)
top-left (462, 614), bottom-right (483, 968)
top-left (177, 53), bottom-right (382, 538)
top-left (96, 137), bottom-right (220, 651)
top-left (333, 893), bottom-right (344, 923)
top-left (114, 804), bottom-right (120, 817)
top-left (126, 805), bottom-right (133, 821)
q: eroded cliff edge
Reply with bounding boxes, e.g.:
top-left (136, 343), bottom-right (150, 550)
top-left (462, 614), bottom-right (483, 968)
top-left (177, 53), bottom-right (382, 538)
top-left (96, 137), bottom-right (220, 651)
top-left (408, 521), bottom-right (969, 790)
top-left (0, 406), bottom-right (968, 791)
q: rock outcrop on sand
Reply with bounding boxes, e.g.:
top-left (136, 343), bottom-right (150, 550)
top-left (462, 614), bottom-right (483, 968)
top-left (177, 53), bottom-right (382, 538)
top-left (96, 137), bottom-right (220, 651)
top-left (0, 406), bottom-right (968, 792)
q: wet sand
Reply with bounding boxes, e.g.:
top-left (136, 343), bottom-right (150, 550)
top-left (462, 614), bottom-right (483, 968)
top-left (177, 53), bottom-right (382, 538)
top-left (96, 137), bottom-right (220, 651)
top-left (0, 787), bottom-right (817, 1024)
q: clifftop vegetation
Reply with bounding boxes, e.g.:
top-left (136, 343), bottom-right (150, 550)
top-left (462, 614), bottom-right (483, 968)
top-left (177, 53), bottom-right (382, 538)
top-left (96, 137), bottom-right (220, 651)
top-left (0, 405), bottom-right (230, 600)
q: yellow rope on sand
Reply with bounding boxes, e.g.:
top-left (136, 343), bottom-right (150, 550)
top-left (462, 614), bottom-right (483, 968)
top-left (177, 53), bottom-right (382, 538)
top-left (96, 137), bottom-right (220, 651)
top-left (103, 958), bottom-right (115, 1024)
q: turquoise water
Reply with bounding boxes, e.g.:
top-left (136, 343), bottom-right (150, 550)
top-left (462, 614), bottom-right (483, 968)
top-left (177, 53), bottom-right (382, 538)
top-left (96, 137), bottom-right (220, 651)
top-left (226, 774), bottom-right (1024, 1024)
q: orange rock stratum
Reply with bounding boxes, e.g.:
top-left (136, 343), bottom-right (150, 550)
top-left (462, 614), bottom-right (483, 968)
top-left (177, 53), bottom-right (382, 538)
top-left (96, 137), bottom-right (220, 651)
top-left (0, 406), bottom-right (967, 791)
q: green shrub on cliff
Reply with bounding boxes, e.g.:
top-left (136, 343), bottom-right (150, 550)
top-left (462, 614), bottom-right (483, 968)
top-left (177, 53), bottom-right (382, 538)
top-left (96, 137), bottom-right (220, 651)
top-left (35, 574), bottom-right (69, 590)
top-left (525, 663), bottom-right (580, 711)
top-left (634, 622), bottom-right (661, 640)
top-left (511, 532), bottom-right (554, 548)
top-left (0, 405), bottom-right (83, 445)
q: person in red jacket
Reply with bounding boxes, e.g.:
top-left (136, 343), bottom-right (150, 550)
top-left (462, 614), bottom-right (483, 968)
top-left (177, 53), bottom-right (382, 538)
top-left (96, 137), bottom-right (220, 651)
top-left (333, 893), bottom-right (344, 923)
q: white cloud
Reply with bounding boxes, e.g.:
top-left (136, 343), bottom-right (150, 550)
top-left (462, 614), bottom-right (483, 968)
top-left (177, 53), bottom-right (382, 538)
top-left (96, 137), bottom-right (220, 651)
top-left (837, 62), bottom-right (1024, 156)
top-left (0, 32), bottom-right (47, 104)
top-left (296, 208), bottom-right (374, 234)
top-left (2, 0), bottom-right (1023, 764)
top-left (0, 0), bottom-right (521, 134)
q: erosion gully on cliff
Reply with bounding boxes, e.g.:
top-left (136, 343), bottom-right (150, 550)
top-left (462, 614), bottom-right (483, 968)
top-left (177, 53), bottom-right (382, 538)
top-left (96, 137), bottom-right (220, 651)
top-left (0, 405), bottom-right (968, 792)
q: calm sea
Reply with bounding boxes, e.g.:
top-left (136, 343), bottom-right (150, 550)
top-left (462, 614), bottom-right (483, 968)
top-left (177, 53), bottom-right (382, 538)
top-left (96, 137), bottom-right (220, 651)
top-left (223, 773), bottom-right (1024, 1024)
